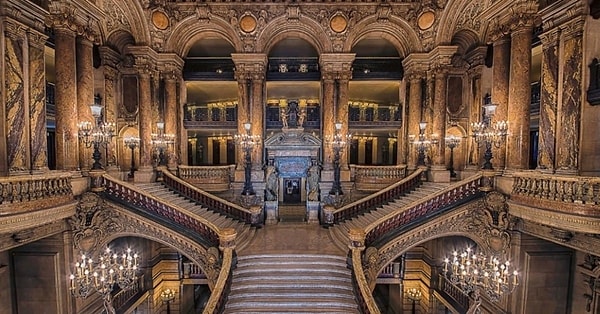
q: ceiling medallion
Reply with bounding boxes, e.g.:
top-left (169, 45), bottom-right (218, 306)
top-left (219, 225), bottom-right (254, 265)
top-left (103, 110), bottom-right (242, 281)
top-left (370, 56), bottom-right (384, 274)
top-left (330, 14), bottom-right (348, 33)
top-left (151, 10), bottom-right (170, 30)
top-left (417, 11), bottom-right (436, 30)
top-left (239, 14), bottom-right (257, 33)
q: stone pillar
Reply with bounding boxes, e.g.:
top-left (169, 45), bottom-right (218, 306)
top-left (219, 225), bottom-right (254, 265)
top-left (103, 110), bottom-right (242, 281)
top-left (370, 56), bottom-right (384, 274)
top-left (466, 67), bottom-right (483, 170)
top-left (491, 34), bottom-right (511, 170)
top-left (506, 22), bottom-right (534, 171)
top-left (406, 75), bottom-right (423, 172)
top-left (53, 25), bottom-right (79, 171)
top-left (250, 75), bottom-right (265, 169)
top-left (99, 46), bottom-right (121, 172)
top-left (27, 29), bottom-right (49, 173)
top-left (337, 76), bottom-right (351, 169)
top-left (556, 18), bottom-right (584, 174)
top-left (136, 69), bottom-right (154, 181)
top-left (537, 28), bottom-right (560, 172)
top-left (322, 75), bottom-right (336, 170)
top-left (3, 21), bottom-right (29, 175)
top-left (430, 68), bottom-right (450, 182)
top-left (164, 71), bottom-right (179, 170)
top-left (76, 36), bottom-right (95, 171)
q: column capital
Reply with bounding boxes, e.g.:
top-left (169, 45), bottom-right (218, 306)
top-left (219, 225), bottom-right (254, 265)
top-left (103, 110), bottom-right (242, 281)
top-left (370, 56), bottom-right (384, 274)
top-left (27, 29), bottom-right (49, 49)
top-left (488, 18), bottom-right (512, 43)
top-left (538, 27), bottom-right (561, 47)
top-left (3, 19), bottom-right (27, 41)
top-left (99, 46), bottom-right (121, 68)
top-left (559, 15), bottom-right (585, 40)
top-left (321, 70), bottom-right (352, 81)
top-left (319, 53), bottom-right (355, 75)
top-left (428, 46), bottom-right (459, 68)
top-left (464, 45), bottom-right (489, 70)
top-left (232, 53), bottom-right (267, 80)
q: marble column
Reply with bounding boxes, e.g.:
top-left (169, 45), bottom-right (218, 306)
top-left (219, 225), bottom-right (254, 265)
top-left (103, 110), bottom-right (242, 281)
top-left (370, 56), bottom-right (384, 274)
top-left (27, 29), bottom-right (49, 172)
top-left (507, 23), bottom-right (533, 171)
top-left (54, 26), bottom-right (80, 171)
top-left (103, 66), bottom-right (119, 170)
top-left (76, 36), bottom-right (94, 170)
top-left (321, 75), bottom-right (336, 170)
top-left (137, 70), bottom-right (153, 174)
top-left (250, 76), bottom-right (265, 169)
top-left (466, 68), bottom-right (483, 169)
top-left (3, 21), bottom-right (28, 174)
top-left (337, 76), bottom-right (351, 169)
top-left (556, 18), bottom-right (584, 174)
top-left (536, 28), bottom-right (560, 172)
top-left (164, 72), bottom-right (179, 170)
top-left (492, 35), bottom-right (511, 170)
top-left (406, 75), bottom-right (423, 171)
top-left (431, 69), bottom-right (447, 169)
top-left (235, 77), bottom-right (250, 169)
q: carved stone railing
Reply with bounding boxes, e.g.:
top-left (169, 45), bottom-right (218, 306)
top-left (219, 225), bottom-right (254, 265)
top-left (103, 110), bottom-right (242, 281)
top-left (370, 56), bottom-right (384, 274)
top-left (350, 164), bottom-right (407, 191)
top-left (102, 174), bottom-right (221, 248)
top-left (183, 262), bottom-right (206, 279)
top-left (364, 174), bottom-right (483, 247)
top-left (161, 169), bottom-right (263, 227)
top-left (113, 276), bottom-right (143, 311)
top-left (512, 172), bottom-right (600, 209)
top-left (178, 165), bottom-right (235, 192)
top-left (0, 172), bottom-right (73, 215)
top-left (437, 275), bottom-right (470, 313)
top-left (349, 229), bottom-right (381, 314)
top-left (202, 229), bottom-right (236, 314)
top-left (321, 168), bottom-right (424, 226)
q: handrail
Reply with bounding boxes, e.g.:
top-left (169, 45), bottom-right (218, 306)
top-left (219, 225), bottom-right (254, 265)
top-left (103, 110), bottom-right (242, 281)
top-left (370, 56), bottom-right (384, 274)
top-left (102, 174), bottom-right (221, 248)
top-left (351, 248), bottom-right (381, 314)
top-left (202, 242), bottom-right (235, 313)
top-left (321, 168), bottom-right (424, 226)
top-left (512, 171), bottom-right (600, 207)
top-left (364, 174), bottom-right (483, 247)
top-left (160, 169), bottom-right (263, 227)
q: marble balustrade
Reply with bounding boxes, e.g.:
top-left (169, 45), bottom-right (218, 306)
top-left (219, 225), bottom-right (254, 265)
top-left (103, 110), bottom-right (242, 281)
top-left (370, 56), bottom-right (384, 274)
top-left (0, 173), bottom-right (73, 214)
top-left (351, 164), bottom-right (407, 191)
top-left (512, 172), bottom-right (600, 208)
top-left (177, 164), bottom-right (235, 192)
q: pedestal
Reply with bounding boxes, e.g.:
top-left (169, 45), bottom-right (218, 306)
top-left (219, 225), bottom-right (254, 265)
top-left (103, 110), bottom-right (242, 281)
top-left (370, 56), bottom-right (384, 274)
top-left (264, 201), bottom-right (279, 225)
top-left (306, 201), bottom-right (320, 224)
top-left (134, 166), bottom-right (155, 183)
top-left (427, 166), bottom-right (451, 183)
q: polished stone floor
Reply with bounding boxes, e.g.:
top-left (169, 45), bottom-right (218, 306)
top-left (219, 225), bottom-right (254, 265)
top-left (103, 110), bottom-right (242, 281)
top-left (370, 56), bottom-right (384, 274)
top-left (240, 222), bottom-right (345, 256)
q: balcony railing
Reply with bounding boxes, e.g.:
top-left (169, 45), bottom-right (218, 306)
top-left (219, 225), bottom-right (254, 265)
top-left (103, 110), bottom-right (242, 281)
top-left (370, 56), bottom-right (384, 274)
top-left (178, 165), bottom-right (235, 192)
top-left (0, 172), bottom-right (73, 215)
top-left (351, 164), bottom-right (407, 191)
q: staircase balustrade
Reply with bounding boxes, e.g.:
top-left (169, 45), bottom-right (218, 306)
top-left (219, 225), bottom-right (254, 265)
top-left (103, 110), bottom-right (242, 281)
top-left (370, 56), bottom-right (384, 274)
top-left (178, 165), bottom-right (235, 192)
top-left (349, 230), bottom-right (381, 314)
top-left (322, 168), bottom-right (424, 226)
top-left (438, 275), bottom-right (470, 312)
top-left (102, 175), bottom-right (221, 248)
top-left (0, 172), bottom-right (73, 214)
top-left (351, 164), bottom-right (407, 191)
top-left (364, 174), bottom-right (483, 247)
top-left (160, 169), bottom-right (264, 226)
top-left (512, 172), bottom-right (600, 210)
top-left (202, 235), bottom-right (236, 314)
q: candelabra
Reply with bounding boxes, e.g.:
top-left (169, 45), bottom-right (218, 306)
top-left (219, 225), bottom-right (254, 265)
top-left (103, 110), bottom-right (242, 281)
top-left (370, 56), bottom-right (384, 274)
top-left (69, 247), bottom-right (139, 314)
top-left (445, 135), bottom-right (461, 178)
top-left (442, 247), bottom-right (519, 312)
top-left (409, 122), bottom-right (437, 167)
top-left (406, 288), bottom-right (422, 314)
top-left (124, 137), bottom-right (140, 179)
top-left (327, 122), bottom-right (351, 195)
top-left (235, 122), bottom-right (260, 195)
top-left (78, 95), bottom-right (116, 170)
top-left (160, 288), bottom-right (176, 314)
top-left (471, 94), bottom-right (508, 170)
top-left (151, 122), bottom-right (175, 167)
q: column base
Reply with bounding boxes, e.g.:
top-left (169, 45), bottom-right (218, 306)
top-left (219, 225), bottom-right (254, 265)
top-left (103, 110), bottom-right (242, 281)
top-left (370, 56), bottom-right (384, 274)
top-left (306, 201), bottom-right (320, 224)
top-left (264, 201), bottom-right (279, 225)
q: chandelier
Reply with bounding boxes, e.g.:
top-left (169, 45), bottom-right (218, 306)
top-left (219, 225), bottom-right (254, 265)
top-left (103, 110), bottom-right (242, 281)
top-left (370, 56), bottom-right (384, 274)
top-left (234, 122), bottom-right (261, 196)
top-left (151, 122), bottom-right (175, 166)
top-left (409, 122), bottom-right (438, 166)
top-left (78, 95), bottom-right (116, 170)
top-left (443, 247), bottom-right (518, 304)
top-left (471, 94), bottom-right (508, 170)
top-left (70, 247), bottom-right (140, 314)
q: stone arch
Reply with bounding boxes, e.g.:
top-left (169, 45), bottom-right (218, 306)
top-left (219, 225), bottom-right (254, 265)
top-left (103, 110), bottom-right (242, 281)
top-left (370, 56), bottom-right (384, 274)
top-left (435, 0), bottom-right (489, 46)
top-left (105, 30), bottom-right (136, 54)
top-left (166, 16), bottom-right (243, 56)
top-left (451, 29), bottom-right (482, 56)
top-left (256, 16), bottom-right (332, 54)
top-left (344, 16), bottom-right (423, 57)
top-left (372, 198), bottom-right (494, 276)
top-left (101, 0), bottom-right (151, 46)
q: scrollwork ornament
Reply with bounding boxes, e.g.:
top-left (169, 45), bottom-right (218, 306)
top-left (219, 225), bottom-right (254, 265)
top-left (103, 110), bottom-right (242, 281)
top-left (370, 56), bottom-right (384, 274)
top-left (69, 193), bottom-right (123, 253)
top-left (363, 246), bottom-right (379, 290)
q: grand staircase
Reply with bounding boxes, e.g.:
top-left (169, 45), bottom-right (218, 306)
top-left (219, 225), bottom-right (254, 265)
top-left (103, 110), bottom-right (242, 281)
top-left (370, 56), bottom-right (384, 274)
top-left (329, 181), bottom-right (448, 251)
top-left (135, 182), bottom-right (256, 251)
top-left (224, 254), bottom-right (360, 313)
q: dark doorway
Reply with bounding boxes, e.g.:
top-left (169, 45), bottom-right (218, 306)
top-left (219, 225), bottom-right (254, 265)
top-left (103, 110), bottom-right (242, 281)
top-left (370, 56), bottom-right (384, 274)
top-left (283, 178), bottom-right (301, 203)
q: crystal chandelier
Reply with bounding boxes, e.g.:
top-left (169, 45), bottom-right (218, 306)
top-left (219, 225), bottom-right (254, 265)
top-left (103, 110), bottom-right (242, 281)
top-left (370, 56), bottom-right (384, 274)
top-left (471, 94), bottom-right (508, 170)
top-left (69, 247), bottom-right (140, 314)
top-left (409, 122), bottom-right (438, 166)
top-left (443, 247), bottom-right (518, 304)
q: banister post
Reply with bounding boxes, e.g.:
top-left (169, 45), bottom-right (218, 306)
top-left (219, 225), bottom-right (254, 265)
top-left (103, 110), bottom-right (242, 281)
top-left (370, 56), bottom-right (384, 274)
top-left (249, 204), bottom-right (264, 227)
top-left (89, 169), bottom-right (106, 192)
top-left (322, 205), bottom-right (335, 226)
top-left (219, 228), bottom-right (237, 251)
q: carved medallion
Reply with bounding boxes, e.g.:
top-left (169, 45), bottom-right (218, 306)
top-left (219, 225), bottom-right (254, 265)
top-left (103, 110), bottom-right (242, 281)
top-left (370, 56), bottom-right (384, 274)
top-left (330, 14), bottom-right (348, 33)
top-left (151, 10), bottom-right (170, 30)
top-left (239, 14), bottom-right (257, 33)
top-left (417, 11), bottom-right (435, 30)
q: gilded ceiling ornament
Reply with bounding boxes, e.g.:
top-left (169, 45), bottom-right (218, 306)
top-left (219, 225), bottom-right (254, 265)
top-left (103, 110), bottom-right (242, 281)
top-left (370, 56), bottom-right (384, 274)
top-left (330, 14), bottom-right (348, 33)
top-left (239, 14), bottom-right (257, 33)
top-left (417, 11), bottom-right (435, 30)
top-left (151, 10), bottom-right (170, 30)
